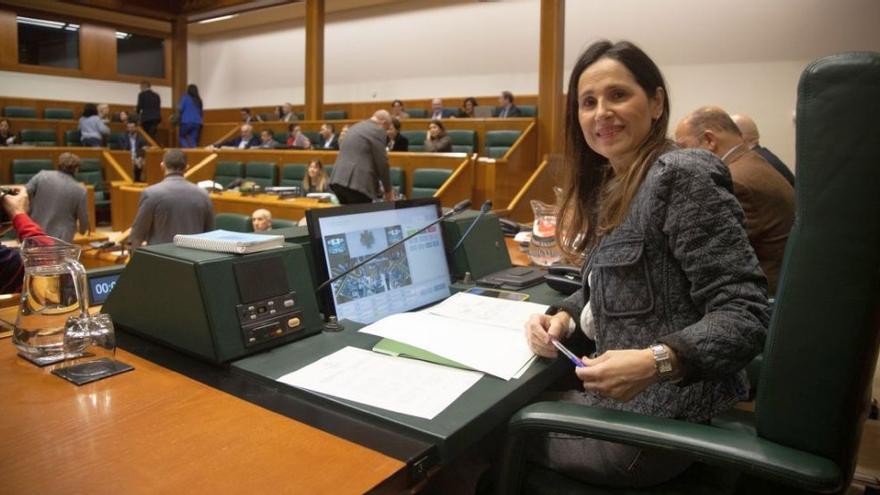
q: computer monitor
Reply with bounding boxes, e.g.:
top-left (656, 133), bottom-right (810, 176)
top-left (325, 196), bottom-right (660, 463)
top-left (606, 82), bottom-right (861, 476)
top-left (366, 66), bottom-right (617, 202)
top-left (306, 198), bottom-right (451, 325)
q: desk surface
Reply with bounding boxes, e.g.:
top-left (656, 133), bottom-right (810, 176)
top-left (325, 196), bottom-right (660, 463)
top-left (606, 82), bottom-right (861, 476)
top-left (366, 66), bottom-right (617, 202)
top-left (0, 336), bottom-right (406, 494)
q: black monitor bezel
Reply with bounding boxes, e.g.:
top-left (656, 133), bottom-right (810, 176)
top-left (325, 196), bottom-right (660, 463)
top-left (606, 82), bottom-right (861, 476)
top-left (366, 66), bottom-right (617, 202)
top-left (86, 264), bottom-right (126, 306)
top-left (305, 198), bottom-right (451, 321)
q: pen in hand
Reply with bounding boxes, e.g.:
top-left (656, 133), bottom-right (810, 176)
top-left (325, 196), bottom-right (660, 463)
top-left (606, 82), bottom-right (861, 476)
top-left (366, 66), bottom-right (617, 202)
top-left (550, 338), bottom-right (586, 368)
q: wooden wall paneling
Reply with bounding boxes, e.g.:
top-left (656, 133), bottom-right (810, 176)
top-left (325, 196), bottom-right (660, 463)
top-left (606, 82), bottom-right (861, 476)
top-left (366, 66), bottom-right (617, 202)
top-left (112, 184), bottom-right (144, 232)
top-left (183, 153), bottom-right (218, 184)
top-left (473, 157), bottom-right (496, 208)
top-left (0, 10), bottom-right (17, 67)
top-left (494, 122), bottom-right (538, 206)
top-left (433, 156), bottom-right (474, 208)
top-left (79, 24), bottom-right (117, 79)
top-left (304, 0), bottom-right (324, 121)
top-left (537, 0), bottom-right (565, 160)
top-left (103, 150), bottom-right (133, 182)
top-left (503, 157), bottom-right (563, 223)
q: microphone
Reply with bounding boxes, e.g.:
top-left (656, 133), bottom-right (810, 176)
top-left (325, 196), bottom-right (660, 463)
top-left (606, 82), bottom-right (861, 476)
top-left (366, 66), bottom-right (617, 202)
top-left (451, 200), bottom-right (492, 253)
top-left (314, 201), bottom-right (471, 295)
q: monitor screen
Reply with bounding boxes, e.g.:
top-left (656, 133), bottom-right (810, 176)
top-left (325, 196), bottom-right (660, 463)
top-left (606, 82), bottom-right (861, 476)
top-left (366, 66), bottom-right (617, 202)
top-left (87, 268), bottom-right (124, 306)
top-left (307, 199), bottom-right (451, 324)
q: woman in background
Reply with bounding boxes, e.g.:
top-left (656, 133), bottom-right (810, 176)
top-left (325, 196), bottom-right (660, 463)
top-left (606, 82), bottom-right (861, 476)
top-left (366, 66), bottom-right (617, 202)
top-left (424, 120), bottom-right (452, 152)
top-left (457, 97), bottom-right (478, 118)
top-left (302, 159), bottom-right (329, 193)
top-left (286, 124), bottom-right (312, 149)
top-left (0, 119), bottom-right (17, 146)
top-left (78, 103), bottom-right (110, 147)
top-left (386, 117), bottom-right (409, 151)
top-left (178, 84), bottom-right (204, 148)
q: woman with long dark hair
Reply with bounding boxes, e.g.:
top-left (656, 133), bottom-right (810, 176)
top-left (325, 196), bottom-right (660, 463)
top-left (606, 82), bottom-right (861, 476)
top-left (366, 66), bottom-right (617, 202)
top-left (178, 84), bottom-right (204, 148)
top-left (78, 103), bottom-right (110, 147)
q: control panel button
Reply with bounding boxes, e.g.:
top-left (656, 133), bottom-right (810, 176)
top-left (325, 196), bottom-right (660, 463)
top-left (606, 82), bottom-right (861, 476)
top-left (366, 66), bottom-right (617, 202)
top-left (287, 317), bottom-right (301, 328)
top-left (283, 299), bottom-right (294, 308)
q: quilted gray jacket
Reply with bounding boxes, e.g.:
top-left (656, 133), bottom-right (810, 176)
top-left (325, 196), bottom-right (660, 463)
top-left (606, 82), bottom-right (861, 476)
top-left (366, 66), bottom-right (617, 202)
top-left (557, 148), bottom-right (769, 422)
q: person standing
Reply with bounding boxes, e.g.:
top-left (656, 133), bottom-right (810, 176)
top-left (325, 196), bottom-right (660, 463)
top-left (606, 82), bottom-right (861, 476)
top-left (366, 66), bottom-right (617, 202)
top-left (178, 84), bottom-right (203, 148)
top-left (26, 152), bottom-right (90, 242)
top-left (137, 81), bottom-right (162, 138)
top-left (329, 110), bottom-right (393, 204)
top-left (78, 103), bottom-right (110, 147)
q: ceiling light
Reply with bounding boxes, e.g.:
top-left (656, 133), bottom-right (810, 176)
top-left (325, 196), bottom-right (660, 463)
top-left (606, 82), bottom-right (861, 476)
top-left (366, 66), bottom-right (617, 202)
top-left (17, 16), bottom-right (66, 29)
top-left (116, 31), bottom-right (132, 40)
top-left (197, 14), bottom-right (238, 24)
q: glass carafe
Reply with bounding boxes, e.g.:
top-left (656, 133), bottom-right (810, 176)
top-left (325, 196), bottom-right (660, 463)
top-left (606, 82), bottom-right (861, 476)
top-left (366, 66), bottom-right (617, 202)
top-left (528, 199), bottom-right (562, 266)
top-left (13, 236), bottom-right (89, 365)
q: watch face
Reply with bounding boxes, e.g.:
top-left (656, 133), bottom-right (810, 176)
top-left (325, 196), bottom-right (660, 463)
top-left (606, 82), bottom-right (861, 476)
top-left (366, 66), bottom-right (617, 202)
top-left (658, 361), bottom-right (673, 374)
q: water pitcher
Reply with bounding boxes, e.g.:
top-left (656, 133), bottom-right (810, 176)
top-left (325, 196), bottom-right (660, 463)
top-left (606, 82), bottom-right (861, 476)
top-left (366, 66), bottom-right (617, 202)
top-left (13, 236), bottom-right (89, 365)
top-left (528, 199), bottom-right (562, 266)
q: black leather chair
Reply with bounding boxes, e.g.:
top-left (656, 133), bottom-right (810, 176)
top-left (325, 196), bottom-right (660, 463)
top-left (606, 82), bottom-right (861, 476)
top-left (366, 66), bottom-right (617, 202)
top-left (496, 51), bottom-right (880, 495)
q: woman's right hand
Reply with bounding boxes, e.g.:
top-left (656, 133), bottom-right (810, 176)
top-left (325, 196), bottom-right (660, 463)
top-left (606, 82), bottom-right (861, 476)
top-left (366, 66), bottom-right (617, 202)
top-left (524, 311), bottom-right (572, 358)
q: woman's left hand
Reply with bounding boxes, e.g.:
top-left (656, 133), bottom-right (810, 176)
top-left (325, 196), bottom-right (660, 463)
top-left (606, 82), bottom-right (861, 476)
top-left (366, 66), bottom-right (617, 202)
top-left (576, 349), bottom-right (659, 402)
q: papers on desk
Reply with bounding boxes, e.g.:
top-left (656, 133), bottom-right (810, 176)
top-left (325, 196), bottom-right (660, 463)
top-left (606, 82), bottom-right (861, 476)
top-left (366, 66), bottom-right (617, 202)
top-left (360, 292), bottom-right (548, 380)
top-left (278, 346), bottom-right (482, 419)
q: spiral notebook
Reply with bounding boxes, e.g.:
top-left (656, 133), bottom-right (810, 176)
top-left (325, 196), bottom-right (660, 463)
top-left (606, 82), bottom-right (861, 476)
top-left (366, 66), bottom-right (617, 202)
top-left (173, 230), bottom-right (284, 254)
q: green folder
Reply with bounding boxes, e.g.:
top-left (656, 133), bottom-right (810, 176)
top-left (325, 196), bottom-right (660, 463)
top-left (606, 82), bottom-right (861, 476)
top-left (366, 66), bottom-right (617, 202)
top-left (372, 338), bottom-right (473, 371)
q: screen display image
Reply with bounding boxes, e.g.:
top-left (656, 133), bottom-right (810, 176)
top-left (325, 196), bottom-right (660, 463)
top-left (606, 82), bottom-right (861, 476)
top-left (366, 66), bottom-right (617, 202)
top-left (88, 274), bottom-right (120, 305)
top-left (308, 200), bottom-right (451, 325)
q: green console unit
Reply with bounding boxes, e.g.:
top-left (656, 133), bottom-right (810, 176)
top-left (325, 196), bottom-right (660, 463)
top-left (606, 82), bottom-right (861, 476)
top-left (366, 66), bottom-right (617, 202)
top-left (441, 211), bottom-right (512, 280)
top-left (103, 243), bottom-right (322, 364)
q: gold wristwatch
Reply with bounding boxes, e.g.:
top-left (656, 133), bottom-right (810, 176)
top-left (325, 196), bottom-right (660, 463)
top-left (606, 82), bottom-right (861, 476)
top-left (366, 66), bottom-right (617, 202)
top-left (651, 344), bottom-right (676, 381)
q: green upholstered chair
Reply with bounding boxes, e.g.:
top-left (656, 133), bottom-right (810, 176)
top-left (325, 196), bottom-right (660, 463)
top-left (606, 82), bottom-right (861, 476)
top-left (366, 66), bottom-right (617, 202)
top-left (269, 218), bottom-right (297, 229)
top-left (485, 130), bottom-right (521, 158)
top-left (19, 129), bottom-right (57, 146)
top-left (64, 130), bottom-right (82, 146)
top-left (496, 51), bottom-right (880, 495)
top-left (4, 106), bottom-right (37, 118)
top-left (324, 164), bottom-right (333, 178)
top-left (401, 131), bottom-right (425, 152)
top-left (407, 108), bottom-right (427, 118)
top-left (214, 161), bottom-right (244, 189)
top-left (245, 161), bottom-right (278, 188)
top-left (447, 130), bottom-right (477, 154)
top-left (390, 167), bottom-right (406, 195)
top-left (214, 213), bottom-right (252, 233)
top-left (280, 163), bottom-right (307, 187)
top-left (518, 105), bottom-right (537, 117)
top-left (11, 159), bottom-right (53, 184)
top-left (410, 168), bottom-right (451, 199)
top-left (323, 110), bottom-right (347, 120)
top-left (259, 112), bottom-right (275, 122)
top-left (296, 112), bottom-right (305, 121)
top-left (108, 131), bottom-right (127, 150)
top-left (302, 131), bottom-right (321, 146)
top-left (44, 108), bottom-right (74, 120)
top-left (273, 129), bottom-right (290, 144)
top-left (77, 158), bottom-right (110, 221)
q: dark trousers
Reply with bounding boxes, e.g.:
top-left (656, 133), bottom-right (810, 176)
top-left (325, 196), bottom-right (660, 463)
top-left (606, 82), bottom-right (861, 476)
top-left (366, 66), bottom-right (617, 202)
top-left (179, 123), bottom-right (201, 148)
top-left (330, 183), bottom-right (373, 204)
top-left (81, 137), bottom-right (102, 147)
top-left (141, 120), bottom-right (160, 138)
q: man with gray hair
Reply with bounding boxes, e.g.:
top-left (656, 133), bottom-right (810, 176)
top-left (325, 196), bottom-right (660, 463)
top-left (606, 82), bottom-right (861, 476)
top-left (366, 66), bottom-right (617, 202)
top-left (731, 113), bottom-right (795, 185)
top-left (25, 152), bottom-right (89, 242)
top-left (129, 149), bottom-right (214, 247)
top-left (329, 110), bottom-right (393, 204)
top-left (675, 106), bottom-right (795, 295)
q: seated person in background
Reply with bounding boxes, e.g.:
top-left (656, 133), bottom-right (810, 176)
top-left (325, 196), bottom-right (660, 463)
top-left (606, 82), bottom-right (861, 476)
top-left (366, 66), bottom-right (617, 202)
top-left (457, 97), bottom-right (479, 118)
top-left (0, 119), bottom-right (17, 146)
top-left (216, 124), bottom-right (261, 149)
top-left (523, 40), bottom-right (767, 488)
top-left (97, 103), bottom-right (111, 124)
top-left (129, 149), bottom-right (214, 247)
top-left (280, 102), bottom-right (298, 122)
top-left (675, 106), bottom-right (795, 295)
top-left (116, 110), bottom-right (130, 125)
top-left (79, 103), bottom-right (110, 147)
top-left (338, 124), bottom-right (350, 144)
top-left (240, 107), bottom-right (263, 124)
top-left (116, 121), bottom-right (148, 155)
top-left (429, 98), bottom-right (453, 120)
top-left (26, 152), bottom-right (89, 242)
top-left (424, 120), bottom-right (452, 152)
top-left (1, 186), bottom-right (47, 293)
top-left (286, 124), bottom-right (312, 149)
top-left (390, 99), bottom-right (410, 120)
top-left (257, 129), bottom-right (281, 149)
top-left (386, 117), bottom-right (408, 151)
top-left (731, 113), bottom-right (796, 185)
top-left (303, 159), bottom-right (329, 193)
top-left (318, 123), bottom-right (339, 150)
top-left (496, 90), bottom-right (522, 117)
top-left (251, 208), bottom-right (272, 232)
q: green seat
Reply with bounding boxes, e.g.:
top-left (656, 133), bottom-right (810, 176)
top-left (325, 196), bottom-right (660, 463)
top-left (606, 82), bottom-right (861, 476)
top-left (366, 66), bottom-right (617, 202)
top-left (64, 130), bottom-right (82, 146)
top-left (4, 106), bottom-right (36, 118)
top-left (410, 168), bottom-right (451, 199)
top-left (77, 158), bottom-right (110, 222)
top-left (518, 105), bottom-right (537, 117)
top-left (323, 110), bottom-right (347, 120)
top-left (44, 108), bottom-right (74, 120)
top-left (389, 167), bottom-right (405, 194)
top-left (107, 131), bottom-right (127, 150)
top-left (324, 164), bottom-right (333, 178)
top-left (496, 52), bottom-right (880, 495)
top-left (11, 159), bottom-right (53, 184)
top-left (401, 131), bottom-right (425, 152)
top-left (259, 112), bottom-right (274, 122)
top-left (245, 162), bottom-right (277, 188)
top-left (214, 161), bottom-right (244, 189)
top-left (302, 131), bottom-right (320, 146)
top-left (214, 213), bottom-right (252, 233)
top-left (407, 108), bottom-right (427, 118)
top-left (447, 130), bottom-right (476, 154)
top-left (270, 218), bottom-right (297, 229)
top-left (295, 112), bottom-right (305, 121)
top-left (20, 128), bottom-right (57, 146)
top-left (485, 130), bottom-right (521, 158)
top-left (272, 129), bottom-right (289, 144)
top-left (280, 163), bottom-right (307, 188)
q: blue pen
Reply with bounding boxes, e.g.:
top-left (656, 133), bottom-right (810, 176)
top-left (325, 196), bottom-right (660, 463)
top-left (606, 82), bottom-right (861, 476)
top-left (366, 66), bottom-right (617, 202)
top-left (550, 338), bottom-right (586, 368)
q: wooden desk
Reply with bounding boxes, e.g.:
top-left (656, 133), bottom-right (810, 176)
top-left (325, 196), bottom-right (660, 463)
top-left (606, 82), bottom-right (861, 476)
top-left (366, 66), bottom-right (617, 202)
top-left (0, 334), bottom-right (405, 494)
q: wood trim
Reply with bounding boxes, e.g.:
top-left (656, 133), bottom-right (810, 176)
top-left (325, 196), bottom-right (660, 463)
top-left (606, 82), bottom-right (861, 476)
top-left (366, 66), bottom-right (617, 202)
top-left (80, 24), bottom-right (117, 79)
top-left (102, 149), bottom-right (132, 183)
top-left (138, 127), bottom-right (160, 148)
top-left (304, 0), bottom-right (324, 121)
top-left (0, 10), bottom-right (16, 67)
top-left (538, 0), bottom-right (565, 160)
top-left (171, 15), bottom-right (187, 148)
top-left (434, 155), bottom-right (474, 208)
top-left (183, 152), bottom-right (218, 183)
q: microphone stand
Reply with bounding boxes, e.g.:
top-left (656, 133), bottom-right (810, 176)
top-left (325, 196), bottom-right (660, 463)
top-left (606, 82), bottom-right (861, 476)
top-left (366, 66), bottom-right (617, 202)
top-left (451, 200), bottom-right (492, 253)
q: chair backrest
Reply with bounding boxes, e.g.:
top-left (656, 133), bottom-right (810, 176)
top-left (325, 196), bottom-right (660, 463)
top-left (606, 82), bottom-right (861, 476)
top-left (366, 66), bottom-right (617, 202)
top-left (215, 213), bottom-right (253, 233)
top-left (259, 112), bottom-right (274, 122)
top-left (302, 131), bottom-right (321, 145)
top-left (245, 161), bottom-right (278, 188)
top-left (518, 105), bottom-right (537, 117)
top-left (324, 164), bottom-right (333, 177)
top-left (401, 131), bottom-right (425, 152)
top-left (20, 128), bottom-right (57, 146)
top-left (410, 168), bottom-right (452, 198)
top-left (11, 159), bottom-right (54, 184)
top-left (64, 129), bottom-right (81, 146)
top-left (108, 131), bottom-right (127, 150)
top-left (755, 52), bottom-right (880, 481)
top-left (447, 130), bottom-right (476, 154)
top-left (44, 107), bottom-right (74, 120)
top-left (4, 106), bottom-right (36, 118)
top-left (76, 158), bottom-right (104, 190)
top-left (214, 161), bottom-right (244, 188)
top-left (407, 108), bottom-right (427, 118)
top-left (485, 130), bottom-right (521, 158)
top-left (323, 110), bottom-right (347, 120)
top-left (389, 167), bottom-right (405, 193)
top-left (280, 163), bottom-right (307, 187)
top-left (270, 218), bottom-right (297, 229)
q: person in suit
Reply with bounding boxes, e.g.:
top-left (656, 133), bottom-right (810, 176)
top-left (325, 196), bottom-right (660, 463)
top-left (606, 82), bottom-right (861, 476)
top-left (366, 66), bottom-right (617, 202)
top-left (318, 123), bottom-right (339, 150)
top-left (25, 152), bottom-right (89, 242)
top-left (329, 110), bottom-right (393, 204)
top-left (129, 149), bottom-right (214, 247)
top-left (429, 98), bottom-right (453, 120)
top-left (117, 121), bottom-right (148, 159)
top-left (251, 208), bottom-right (272, 232)
top-left (215, 125), bottom-right (261, 149)
top-left (676, 106), bottom-right (795, 295)
top-left (731, 113), bottom-right (796, 185)
top-left (178, 84), bottom-right (204, 149)
top-left (136, 81), bottom-right (162, 138)
top-left (496, 90), bottom-right (522, 118)
top-left (257, 130), bottom-right (281, 149)
top-left (386, 117), bottom-right (408, 151)
top-left (424, 120), bottom-right (452, 152)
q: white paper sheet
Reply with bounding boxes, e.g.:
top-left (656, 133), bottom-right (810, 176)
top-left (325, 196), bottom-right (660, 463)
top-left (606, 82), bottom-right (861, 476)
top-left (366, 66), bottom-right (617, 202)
top-left (277, 346), bottom-right (483, 420)
top-left (426, 292), bottom-right (549, 329)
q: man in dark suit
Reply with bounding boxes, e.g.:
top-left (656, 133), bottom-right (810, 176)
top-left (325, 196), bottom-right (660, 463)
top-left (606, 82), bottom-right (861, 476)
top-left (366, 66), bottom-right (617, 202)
top-left (329, 110), bottom-right (393, 204)
top-left (318, 123), bottom-right (339, 150)
top-left (216, 125), bottom-right (261, 149)
top-left (731, 113), bottom-right (795, 185)
top-left (429, 98), bottom-right (454, 120)
top-left (136, 81), bottom-right (162, 138)
top-left (117, 121), bottom-right (149, 181)
top-left (496, 90), bottom-right (522, 118)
